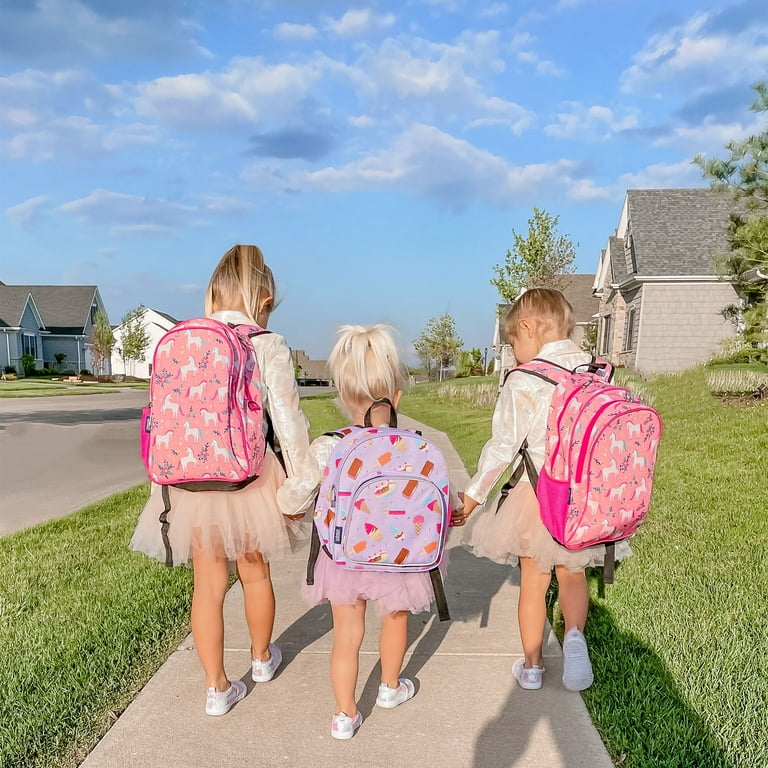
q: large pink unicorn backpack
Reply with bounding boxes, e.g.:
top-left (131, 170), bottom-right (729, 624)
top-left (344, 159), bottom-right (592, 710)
top-left (499, 357), bottom-right (662, 582)
top-left (140, 317), bottom-right (271, 565)
top-left (306, 399), bottom-right (451, 621)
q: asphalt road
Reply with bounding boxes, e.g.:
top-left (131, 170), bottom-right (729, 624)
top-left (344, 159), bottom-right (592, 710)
top-left (0, 386), bottom-right (335, 537)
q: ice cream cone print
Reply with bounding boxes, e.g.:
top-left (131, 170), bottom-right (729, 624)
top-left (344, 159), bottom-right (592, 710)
top-left (377, 452), bottom-right (393, 466)
top-left (427, 499), bottom-right (439, 513)
top-left (354, 498), bottom-right (370, 513)
top-left (413, 514), bottom-right (425, 535)
top-left (351, 540), bottom-right (367, 554)
top-left (392, 527), bottom-right (404, 540)
top-left (364, 522), bottom-right (383, 541)
top-left (392, 436), bottom-right (408, 452)
top-left (421, 540), bottom-right (438, 556)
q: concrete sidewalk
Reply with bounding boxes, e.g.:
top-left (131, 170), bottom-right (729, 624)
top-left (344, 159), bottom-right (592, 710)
top-left (81, 416), bottom-right (613, 768)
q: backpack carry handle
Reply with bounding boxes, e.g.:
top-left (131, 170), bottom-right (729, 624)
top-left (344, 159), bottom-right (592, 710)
top-left (363, 398), bottom-right (397, 428)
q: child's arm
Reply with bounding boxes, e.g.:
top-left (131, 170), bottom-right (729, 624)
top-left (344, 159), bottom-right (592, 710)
top-left (257, 333), bottom-right (314, 513)
top-left (460, 383), bottom-right (535, 522)
top-left (277, 434), bottom-right (337, 517)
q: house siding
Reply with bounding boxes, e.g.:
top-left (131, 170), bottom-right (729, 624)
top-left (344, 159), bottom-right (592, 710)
top-left (635, 282), bottom-right (739, 374)
top-left (42, 336), bottom-right (80, 370)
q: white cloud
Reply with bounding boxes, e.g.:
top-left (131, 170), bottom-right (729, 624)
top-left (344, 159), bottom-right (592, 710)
top-left (5, 117), bottom-right (155, 162)
top-left (621, 12), bottom-right (768, 95)
top-left (243, 123), bottom-right (596, 210)
top-left (324, 9), bottom-right (396, 37)
top-left (480, 3), bottom-right (508, 18)
top-left (545, 102), bottom-right (639, 141)
top-left (134, 57), bottom-right (322, 130)
top-left (5, 195), bottom-right (49, 231)
top-left (618, 160), bottom-right (703, 190)
top-left (273, 22), bottom-right (318, 41)
top-left (650, 113), bottom-right (768, 154)
top-left (0, 0), bottom-right (210, 65)
top-left (510, 33), bottom-right (565, 77)
top-left (57, 189), bottom-right (206, 238)
top-left (351, 33), bottom-right (532, 132)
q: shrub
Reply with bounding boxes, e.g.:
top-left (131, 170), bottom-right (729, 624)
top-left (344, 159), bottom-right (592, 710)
top-left (3, 365), bottom-right (16, 375)
top-left (20, 353), bottom-right (35, 376)
top-left (60, 369), bottom-right (76, 376)
top-left (80, 369), bottom-right (93, 376)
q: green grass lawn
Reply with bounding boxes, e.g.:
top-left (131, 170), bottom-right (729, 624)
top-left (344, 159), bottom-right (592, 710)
top-left (2, 381), bottom-right (764, 767)
top-left (0, 380), bottom-right (148, 398)
top-left (0, 396), bottom-right (341, 768)
top-left (400, 369), bottom-right (768, 768)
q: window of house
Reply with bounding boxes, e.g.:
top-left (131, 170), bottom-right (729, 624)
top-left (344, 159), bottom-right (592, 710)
top-left (601, 315), bottom-right (612, 354)
top-left (22, 334), bottom-right (37, 358)
top-left (625, 223), bottom-right (638, 273)
top-left (624, 308), bottom-right (636, 351)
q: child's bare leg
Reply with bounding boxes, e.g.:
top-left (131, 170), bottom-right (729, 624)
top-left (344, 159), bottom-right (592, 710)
top-left (331, 601), bottom-right (366, 715)
top-left (518, 557), bottom-right (552, 667)
top-left (191, 550), bottom-right (230, 690)
top-left (380, 610), bottom-right (408, 688)
top-left (554, 565), bottom-right (589, 633)
top-left (236, 550), bottom-right (275, 661)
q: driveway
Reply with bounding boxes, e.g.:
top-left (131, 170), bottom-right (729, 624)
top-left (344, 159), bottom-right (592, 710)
top-left (0, 390), bottom-right (149, 536)
top-left (0, 386), bottom-right (335, 537)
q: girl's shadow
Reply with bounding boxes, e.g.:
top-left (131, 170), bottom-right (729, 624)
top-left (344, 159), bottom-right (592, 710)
top-left (358, 544), bottom-right (515, 714)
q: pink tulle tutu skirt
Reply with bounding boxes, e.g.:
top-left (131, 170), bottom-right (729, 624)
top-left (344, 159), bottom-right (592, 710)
top-left (463, 482), bottom-right (631, 573)
top-left (130, 451), bottom-right (301, 565)
top-left (302, 550), bottom-right (447, 617)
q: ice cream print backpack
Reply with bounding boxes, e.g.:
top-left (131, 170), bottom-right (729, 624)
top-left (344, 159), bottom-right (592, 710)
top-left (140, 317), bottom-right (270, 565)
top-left (499, 358), bottom-right (662, 582)
top-left (306, 400), bottom-right (451, 621)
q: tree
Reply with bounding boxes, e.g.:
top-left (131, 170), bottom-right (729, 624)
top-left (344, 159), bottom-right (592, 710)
top-left (491, 207), bottom-right (577, 302)
top-left (413, 314), bottom-right (463, 381)
top-left (694, 81), bottom-right (768, 209)
top-left (89, 311), bottom-right (115, 376)
top-left (116, 305), bottom-right (151, 378)
top-left (695, 81), bottom-right (768, 352)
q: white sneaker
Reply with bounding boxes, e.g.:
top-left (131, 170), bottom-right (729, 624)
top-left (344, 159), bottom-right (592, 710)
top-left (375, 678), bottom-right (415, 708)
top-left (513, 658), bottom-right (544, 690)
top-left (252, 643), bottom-right (282, 683)
top-left (331, 711), bottom-right (363, 740)
top-left (562, 628), bottom-right (594, 691)
top-left (205, 679), bottom-right (246, 716)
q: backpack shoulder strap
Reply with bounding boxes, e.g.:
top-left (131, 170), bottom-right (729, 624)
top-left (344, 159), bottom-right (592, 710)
top-left (502, 360), bottom-right (562, 388)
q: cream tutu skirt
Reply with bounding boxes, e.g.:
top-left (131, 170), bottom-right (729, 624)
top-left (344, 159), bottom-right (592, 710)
top-left (463, 481), bottom-right (631, 573)
top-left (130, 451), bottom-right (304, 566)
top-left (302, 551), bottom-right (448, 618)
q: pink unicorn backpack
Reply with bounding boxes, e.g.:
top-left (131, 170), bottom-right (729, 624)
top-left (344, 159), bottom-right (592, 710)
top-left (306, 400), bottom-right (451, 621)
top-left (140, 317), bottom-right (270, 565)
top-left (500, 357), bottom-right (662, 581)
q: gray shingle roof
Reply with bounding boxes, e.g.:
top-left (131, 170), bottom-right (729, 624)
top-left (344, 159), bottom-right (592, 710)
top-left (626, 189), bottom-right (734, 276)
top-left (608, 235), bottom-right (627, 283)
top-left (558, 273), bottom-right (600, 323)
top-left (0, 285), bottom-right (99, 333)
top-left (0, 287), bottom-right (35, 328)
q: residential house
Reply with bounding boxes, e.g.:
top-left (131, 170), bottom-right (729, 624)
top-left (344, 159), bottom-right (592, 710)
top-left (110, 307), bottom-right (179, 379)
top-left (492, 273), bottom-right (600, 374)
top-left (0, 283), bottom-right (110, 375)
top-left (593, 189), bottom-right (739, 374)
top-left (291, 348), bottom-right (331, 385)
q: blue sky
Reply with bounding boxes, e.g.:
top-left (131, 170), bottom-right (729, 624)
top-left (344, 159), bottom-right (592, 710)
top-left (2, 0), bottom-right (768, 362)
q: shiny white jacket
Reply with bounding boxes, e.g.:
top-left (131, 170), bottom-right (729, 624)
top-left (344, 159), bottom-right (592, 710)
top-left (464, 339), bottom-right (592, 505)
top-left (211, 310), bottom-right (313, 513)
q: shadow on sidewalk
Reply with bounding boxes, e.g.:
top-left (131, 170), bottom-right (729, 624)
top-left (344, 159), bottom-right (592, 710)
top-left (471, 598), bottom-right (732, 768)
top-left (357, 545), bottom-right (515, 717)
